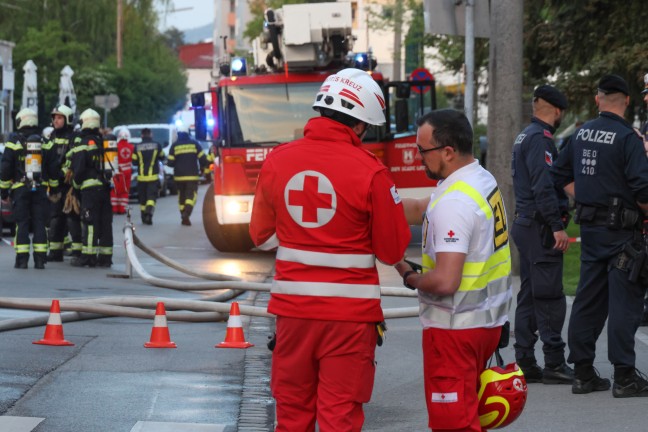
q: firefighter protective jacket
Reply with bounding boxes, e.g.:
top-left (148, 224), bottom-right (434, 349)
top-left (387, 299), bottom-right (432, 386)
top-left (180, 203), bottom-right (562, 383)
top-left (167, 132), bottom-right (209, 181)
top-left (249, 117), bottom-right (411, 322)
top-left (1, 127), bottom-right (59, 193)
top-left (132, 137), bottom-right (164, 182)
top-left (70, 129), bottom-right (108, 190)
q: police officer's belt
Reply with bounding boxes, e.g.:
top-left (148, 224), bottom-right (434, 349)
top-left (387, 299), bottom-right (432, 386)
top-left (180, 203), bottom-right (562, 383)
top-left (514, 211), bottom-right (545, 223)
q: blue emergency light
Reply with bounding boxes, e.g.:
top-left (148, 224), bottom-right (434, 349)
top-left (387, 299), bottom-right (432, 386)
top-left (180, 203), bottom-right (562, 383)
top-left (231, 57), bottom-right (247, 76)
top-left (354, 53), bottom-right (368, 70)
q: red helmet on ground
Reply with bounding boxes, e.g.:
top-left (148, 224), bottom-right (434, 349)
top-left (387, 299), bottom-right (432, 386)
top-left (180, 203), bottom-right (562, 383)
top-left (478, 362), bottom-right (527, 429)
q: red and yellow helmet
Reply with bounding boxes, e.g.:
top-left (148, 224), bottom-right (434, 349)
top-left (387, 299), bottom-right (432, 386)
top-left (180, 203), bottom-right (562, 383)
top-left (478, 362), bottom-right (527, 429)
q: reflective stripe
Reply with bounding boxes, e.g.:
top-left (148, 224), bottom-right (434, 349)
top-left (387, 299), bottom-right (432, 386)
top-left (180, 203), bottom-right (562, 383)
top-left (98, 247), bottom-right (112, 255)
top-left (174, 176), bottom-right (200, 181)
top-left (50, 242), bottom-right (64, 251)
top-left (277, 246), bottom-right (376, 269)
top-left (272, 280), bottom-right (381, 299)
top-left (15, 245), bottom-right (30, 253)
top-left (81, 179), bottom-right (103, 189)
top-left (420, 292), bottom-right (511, 328)
top-left (33, 243), bottom-right (48, 253)
top-left (258, 233), bottom-right (278, 251)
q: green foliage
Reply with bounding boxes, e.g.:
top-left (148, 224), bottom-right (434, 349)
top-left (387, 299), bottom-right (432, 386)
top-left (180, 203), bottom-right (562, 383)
top-left (0, 0), bottom-right (185, 127)
top-left (563, 222), bottom-right (581, 296)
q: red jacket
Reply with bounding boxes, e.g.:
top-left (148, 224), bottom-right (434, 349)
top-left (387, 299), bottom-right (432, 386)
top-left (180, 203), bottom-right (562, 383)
top-left (117, 139), bottom-right (134, 174)
top-left (250, 117), bottom-right (411, 322)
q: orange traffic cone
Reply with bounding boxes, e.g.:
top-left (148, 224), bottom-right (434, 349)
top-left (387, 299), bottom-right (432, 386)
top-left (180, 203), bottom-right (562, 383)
top-left (216, 302), bottom-right (254, 349)
top-left (144, 302), bottom-right (177, 348)
top-left (33, 299), bottom-right (74, 346)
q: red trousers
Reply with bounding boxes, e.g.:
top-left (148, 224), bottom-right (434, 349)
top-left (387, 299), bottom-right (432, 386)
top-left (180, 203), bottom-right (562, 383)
top-left (423, 326), bottom-right (501, 432)
top-left (110, 172), bottom-right (131, 214)
top-left (272, 316), bottom-right (377, 432)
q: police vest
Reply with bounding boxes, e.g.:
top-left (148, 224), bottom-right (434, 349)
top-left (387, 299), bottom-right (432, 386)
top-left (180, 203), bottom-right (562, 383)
top-left (420, 178), bottom-right (512, 330)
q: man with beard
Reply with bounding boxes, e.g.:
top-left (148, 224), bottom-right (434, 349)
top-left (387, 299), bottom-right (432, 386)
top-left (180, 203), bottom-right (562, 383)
top-left (510, 85), bottom-right (574, 385)
top-left (394, 109), bottom-right (512, 432)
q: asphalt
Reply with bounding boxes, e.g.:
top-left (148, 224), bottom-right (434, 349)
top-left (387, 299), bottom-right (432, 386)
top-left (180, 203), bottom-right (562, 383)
top-left (367, 251), bottom-right (648, 432)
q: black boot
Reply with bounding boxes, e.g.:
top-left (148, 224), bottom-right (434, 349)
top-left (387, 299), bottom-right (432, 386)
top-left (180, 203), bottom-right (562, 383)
top-left (71, 254), bottom-right (97, 268)
top-left (14, 254), bottom-right (28, 269)
top-left (181, 206), bottom-right (192, 226)
top-left (96, 255), bottom-right (113, 268)
top-left (33, 253), bottom-right (46, 270)
top-left (47, 250), bottom-right (64, 262)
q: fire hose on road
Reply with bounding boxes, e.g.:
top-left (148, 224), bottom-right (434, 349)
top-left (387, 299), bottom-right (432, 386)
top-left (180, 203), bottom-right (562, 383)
top-left (0, 221), bottom-right (419, 333)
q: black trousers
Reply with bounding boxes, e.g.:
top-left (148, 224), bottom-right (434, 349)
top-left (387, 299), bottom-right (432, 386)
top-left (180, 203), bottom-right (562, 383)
top-left (567, 226), bottom-right (647, 368)
top-left (137, 180), bottom-right (158, 215)
top-left (511, 216), bottom-right (567, 366)
top-left (176, 181), bottom-right (198, 216)
top-left (79, 186), bottom-right (113, 258)
top-left (13, 186), bottom-right (49, 257)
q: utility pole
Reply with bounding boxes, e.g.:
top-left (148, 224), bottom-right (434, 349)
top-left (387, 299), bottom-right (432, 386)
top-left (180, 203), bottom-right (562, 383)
top-left (392, 0), bottom-right (404, 81)
top-left (464, 0), bottom-right (475, 127)
top-left (117, 0), bottom-right (123, 69)
top-left (487, 0), bottom-right (523, 271)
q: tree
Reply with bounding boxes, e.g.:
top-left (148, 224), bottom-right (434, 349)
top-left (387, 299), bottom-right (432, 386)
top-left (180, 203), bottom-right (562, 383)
top-left (0, 0), bottom-right (185, 126)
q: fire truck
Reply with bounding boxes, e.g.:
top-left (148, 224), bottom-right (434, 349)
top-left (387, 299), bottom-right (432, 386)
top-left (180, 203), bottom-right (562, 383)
top-left (194, 2), bottom-right (436, 252)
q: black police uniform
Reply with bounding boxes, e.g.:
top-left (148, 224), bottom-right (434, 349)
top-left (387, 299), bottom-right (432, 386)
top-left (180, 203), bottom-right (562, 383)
top-left (132, 136), bottom-right (164, 225)
top-left (70, 129), bottom-right (113, 267)
top-left (639, 121), bottom-right (648, 326)
top-left (167, 132), bottom-right (209, 225)
top-left (552, 111), bottom-right (648, 385)
top-left (47, 125), bottom-right (82, 261)
top-left (511, 117), bottom-right (570, 379)
top-left (0, 127), bottom-right (59, 269)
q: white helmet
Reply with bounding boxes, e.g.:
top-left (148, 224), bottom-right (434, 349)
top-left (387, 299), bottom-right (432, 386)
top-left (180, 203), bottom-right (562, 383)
top-left (16, 108), bottom-right (38, 129)
top-left (79, 108), bottom-right (101, 130)
top-left (312, 68), bottom-right (386, 126)
top-left (177, 123), bottom-right (189, 134)
top-left (117, 128), bottom-right (131, 140)
top-left (51, 104), bottom-right (74, 125)
top-left (42, 126), bottom-right (54, 140)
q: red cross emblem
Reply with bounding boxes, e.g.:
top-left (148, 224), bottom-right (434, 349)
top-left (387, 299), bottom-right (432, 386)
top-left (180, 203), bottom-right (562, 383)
top-left (447, 230), bottom-right (455, 238)
top-left (285, 171), bottom-right (336, 228)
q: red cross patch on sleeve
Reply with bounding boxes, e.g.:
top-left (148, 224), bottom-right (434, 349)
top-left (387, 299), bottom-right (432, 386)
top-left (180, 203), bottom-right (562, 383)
top-left (545, 150), bottom-right (553, 166)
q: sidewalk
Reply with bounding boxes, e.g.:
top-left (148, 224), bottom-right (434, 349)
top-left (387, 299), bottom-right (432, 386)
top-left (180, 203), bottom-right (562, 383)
top-left (364, 254), bottom-right (648, 432)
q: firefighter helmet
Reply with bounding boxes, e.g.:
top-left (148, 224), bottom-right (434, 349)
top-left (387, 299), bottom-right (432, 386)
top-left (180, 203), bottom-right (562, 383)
top-left (15, 108), bottom-right (38, 129)
top-left (478, 363), bottom-right (527, 429)
top-left (51, 104), bottom-right (74, 125)
top-left (312, 68), bottom-right (386, 126)
top-left (177, 123), bottom-right (189, 134)
top-left (79, 108), bottom-right (101, 130)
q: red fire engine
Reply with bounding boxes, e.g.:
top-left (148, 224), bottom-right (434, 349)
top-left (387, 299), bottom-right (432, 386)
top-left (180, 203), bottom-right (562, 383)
top-left (194, 2), bottom-right (436, 252)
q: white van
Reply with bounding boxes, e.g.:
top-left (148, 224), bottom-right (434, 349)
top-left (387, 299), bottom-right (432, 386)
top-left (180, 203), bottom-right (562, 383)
top-left (113, 123), bottom-right (178, 196)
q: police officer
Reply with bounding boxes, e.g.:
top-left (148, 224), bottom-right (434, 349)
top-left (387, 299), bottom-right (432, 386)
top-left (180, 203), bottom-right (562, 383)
top-left (70, 109), bottom-right (113, 268)
top-left (167, 125), bottom-right (209, 225)
top-left (132, 128), bottom-right (164, 225)
top-left (639, 73), bottom-right (648, 326)
top-left (46, 104), bottom-right (82, 262)
top-left (0, 108), bottom-right (59, 269)
top-left (553, 74), bottom-right (648, 397)
top-left (511, 85), bottom-right (573, 384)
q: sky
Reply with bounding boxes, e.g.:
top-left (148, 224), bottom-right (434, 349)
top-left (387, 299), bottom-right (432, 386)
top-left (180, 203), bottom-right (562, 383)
top-left (157, 0), bottom-right (214, 31)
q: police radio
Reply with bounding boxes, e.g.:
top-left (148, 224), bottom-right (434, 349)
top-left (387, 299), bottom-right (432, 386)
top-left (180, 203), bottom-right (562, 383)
top-left (25, 134), bottom-right (43, 189)
top-left (102, 134), bottom-right (118, 184)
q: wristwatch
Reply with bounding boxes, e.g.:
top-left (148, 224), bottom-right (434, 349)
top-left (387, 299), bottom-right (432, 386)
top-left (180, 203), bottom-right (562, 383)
top-left (402, 270), bottom-right (418, 290)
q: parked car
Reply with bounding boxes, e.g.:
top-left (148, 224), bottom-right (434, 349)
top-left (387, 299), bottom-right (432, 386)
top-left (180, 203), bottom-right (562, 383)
top-left (113, 124), bottom-right (178, 196)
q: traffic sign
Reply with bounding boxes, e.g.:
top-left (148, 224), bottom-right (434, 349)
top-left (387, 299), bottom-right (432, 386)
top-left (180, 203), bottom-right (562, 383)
top-left (410, 68), bottom-right (434, 94)
top-left (94, 94), bottom-right (120, 110)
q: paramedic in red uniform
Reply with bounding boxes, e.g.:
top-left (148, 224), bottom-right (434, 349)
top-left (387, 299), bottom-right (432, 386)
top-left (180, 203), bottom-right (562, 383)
top-left (249, 68), bottom-right (411, 432)
top-left (395, 109), bottom-right (512, 432)
top-left (111, 129), bottom-right (133, 214)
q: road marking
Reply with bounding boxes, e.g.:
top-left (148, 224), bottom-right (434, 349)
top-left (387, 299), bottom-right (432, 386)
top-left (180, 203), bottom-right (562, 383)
top-left (130, 422), bottom-right (232, 431)
top-left (0, 416), bottom-right (44, 431)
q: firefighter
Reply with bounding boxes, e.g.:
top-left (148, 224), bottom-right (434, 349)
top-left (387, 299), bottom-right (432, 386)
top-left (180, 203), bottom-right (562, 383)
top-left (46, 104), bottom-right (82, 262)
top-left (70, 109), bottom-right (113, 268)
top-left (111, 129), bottom-right (133, 214)
top-left (249, 68), bottom-right (411, 431)
top-left (0, 108), bottom-right (59, 269)
top-left (167, 124), bottom-right (209, 225)
top-left (132, 128), bottom-right (164, 225)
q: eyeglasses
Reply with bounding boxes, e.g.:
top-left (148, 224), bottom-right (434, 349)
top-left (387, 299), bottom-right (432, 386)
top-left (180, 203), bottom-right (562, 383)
top-left (417, 144), bottom-right (446, 154)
